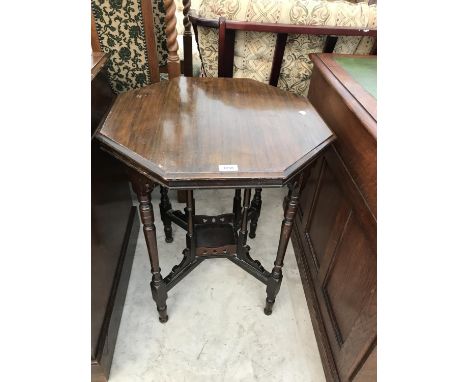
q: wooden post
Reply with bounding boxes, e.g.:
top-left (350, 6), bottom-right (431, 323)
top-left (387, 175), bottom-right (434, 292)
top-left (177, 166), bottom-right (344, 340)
top-left (91, 13), bottom-right (101, 52)
top-left (141, 0), bottom-right (161, 83)
top-left (233, 189), bottom-right (242, 230)
top-left (128, 170), bottom-right (168, 323)
top-left (182, 0), bottom-right (193, 76)
top-left (163, 0), bottom-right (181, 78)
top-left (186, 190), bottom-right (195, 260)
top-left (159, 186), bottom-right (174, 243)
top-left (237, 188), bottom-right (251, 259)
top-left (249, 188), bottom-right (262, 238)
top-left (265, 175), bottom-right (303, 315)
top-left (218, 17), bottom-right (235, 78)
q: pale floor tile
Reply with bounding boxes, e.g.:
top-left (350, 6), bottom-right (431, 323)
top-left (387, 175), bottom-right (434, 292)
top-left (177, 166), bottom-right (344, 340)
top-left (109, 188), bottom-right (325, 382)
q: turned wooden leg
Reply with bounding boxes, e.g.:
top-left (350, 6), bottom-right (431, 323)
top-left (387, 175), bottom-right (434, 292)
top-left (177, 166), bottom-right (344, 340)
top-left (191, 192), bottom-right (196, 216)
top-left (249, 188), bottom-right (262, 238)
top-left (182, 0), bottom-right (193, 77)
top-left (163, 0), bottom-right (181, 79)
top-left (283, 183), bottom-right (293, 213)
top-left (237, 189), bottom-right (251, 258)
top-left (233, 189), bottom-right (242, 230)
top-left (265, 177), bottom-right (302, 315)
top-left (159, 186), bottom-right (174, 243)
top-left (177, 190), bottom-right (187, 203)
top-left (185, 190), bottom-right (195, 258)
top-left (184, 191), bottom-right (195, 221)
top-left (129, 171), bottom-right (169, 323)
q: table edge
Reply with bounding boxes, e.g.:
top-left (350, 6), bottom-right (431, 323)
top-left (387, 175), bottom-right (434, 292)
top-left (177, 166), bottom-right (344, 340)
top-left (95, 132), bottom-right (335, 189)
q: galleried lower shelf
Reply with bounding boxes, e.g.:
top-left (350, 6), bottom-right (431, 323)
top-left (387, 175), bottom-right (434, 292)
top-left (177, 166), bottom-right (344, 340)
top-left (195, 222), bottom-right (236, 255)
top-left (148, 189), bottom-right (279, 320)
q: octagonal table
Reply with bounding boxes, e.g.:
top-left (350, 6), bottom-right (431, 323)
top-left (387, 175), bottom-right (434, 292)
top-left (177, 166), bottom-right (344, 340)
top-left (96, 77), bottom-right (334, 323)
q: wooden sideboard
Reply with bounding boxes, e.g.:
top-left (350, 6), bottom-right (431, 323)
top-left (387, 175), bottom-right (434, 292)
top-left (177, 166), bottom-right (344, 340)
top-left (292, 54), bottom-right (377, 382)
top-left (91, 53), bottom-right (140, 382)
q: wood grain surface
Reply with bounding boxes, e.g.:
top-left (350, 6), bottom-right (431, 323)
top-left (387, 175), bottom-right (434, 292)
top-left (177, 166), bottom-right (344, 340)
top-left (97, 77), bottom-right (334, 189)
top-left (292, 53), bottom-right (377, 381)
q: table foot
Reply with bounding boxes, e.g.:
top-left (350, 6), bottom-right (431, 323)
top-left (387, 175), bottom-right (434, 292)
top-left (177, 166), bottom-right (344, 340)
top-left (264, 299), bottom-right (274, 315)
top-left (151, 273), bottom-right (169, 323)
top-left (264, 267), bottom-right (282, 315)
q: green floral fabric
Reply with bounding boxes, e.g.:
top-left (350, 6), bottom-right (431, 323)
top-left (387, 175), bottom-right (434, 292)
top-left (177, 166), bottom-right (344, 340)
top-left (92, 0), bottom-right (152, 93)
top-left (153, 0), bottom-right (168, 66)
top-left (92, 0), bottom-right (169, 93)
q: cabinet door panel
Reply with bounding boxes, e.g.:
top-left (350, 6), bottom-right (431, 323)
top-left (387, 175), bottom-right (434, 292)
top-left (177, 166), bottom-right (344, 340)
top-left (304, 158), bottom-right (351, 275)
top-left (322, 213), bottom-right (376, 347)
top-left (299, 157), bottom-right (323, 224)
top-left (299, 147), bottom-right (376, 381)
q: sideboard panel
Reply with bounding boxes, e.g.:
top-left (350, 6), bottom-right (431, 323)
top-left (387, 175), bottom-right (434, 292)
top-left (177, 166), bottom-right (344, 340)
top-left (305, 158), bottom-right (351, 275)
top-left (293, 146), bottom-right (376, 381)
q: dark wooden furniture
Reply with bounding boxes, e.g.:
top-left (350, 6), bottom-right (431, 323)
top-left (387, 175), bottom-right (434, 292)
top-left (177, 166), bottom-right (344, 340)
top-left (91, 53), bottom-right (140, 382)
top-left (96, 77), bottom-right (334, 322)
top-left (184, 10), bottom-right (377, 79)
top-left (291, 54), bottom-right (376, 381)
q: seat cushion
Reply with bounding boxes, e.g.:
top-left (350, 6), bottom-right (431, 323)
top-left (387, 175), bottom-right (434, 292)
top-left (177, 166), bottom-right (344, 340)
top-left (196, 0), bottom-right (376, 96)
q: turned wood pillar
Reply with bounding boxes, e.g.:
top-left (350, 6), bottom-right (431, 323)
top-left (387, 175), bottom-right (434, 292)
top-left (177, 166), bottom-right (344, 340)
top-left (182, 0), bottom-right (192, 76)
top-left (233, 189), bottom-right (242, 230)
top-left (159, 186), bottom-right (174, 243)
top-left (128, 170), bottom-right (169, 323)
top-left (237, 189), bottom-right (251, 259)
top-left (163, 0), bottom-right (181, 78)
top-left (249, 188), bottom-right (262, 238)
top-left (265, 175), bottom-right (303, 315)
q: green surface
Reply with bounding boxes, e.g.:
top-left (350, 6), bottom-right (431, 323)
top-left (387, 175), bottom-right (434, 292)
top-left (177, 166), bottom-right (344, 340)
top-left (334, 56), bottom-right (377, 99)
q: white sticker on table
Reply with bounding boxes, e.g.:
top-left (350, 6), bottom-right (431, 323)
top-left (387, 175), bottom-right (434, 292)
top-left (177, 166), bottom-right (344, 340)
top-left (219, 164), bottom-right (239, 172)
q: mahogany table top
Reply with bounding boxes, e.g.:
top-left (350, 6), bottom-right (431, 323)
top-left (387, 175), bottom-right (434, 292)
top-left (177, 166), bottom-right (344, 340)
top-left (96, 77), bottom-right (334, 189)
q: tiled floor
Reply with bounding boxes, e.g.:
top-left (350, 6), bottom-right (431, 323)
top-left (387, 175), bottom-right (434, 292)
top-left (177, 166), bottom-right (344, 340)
top-left (109, 188), bottom-right (325, 382)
